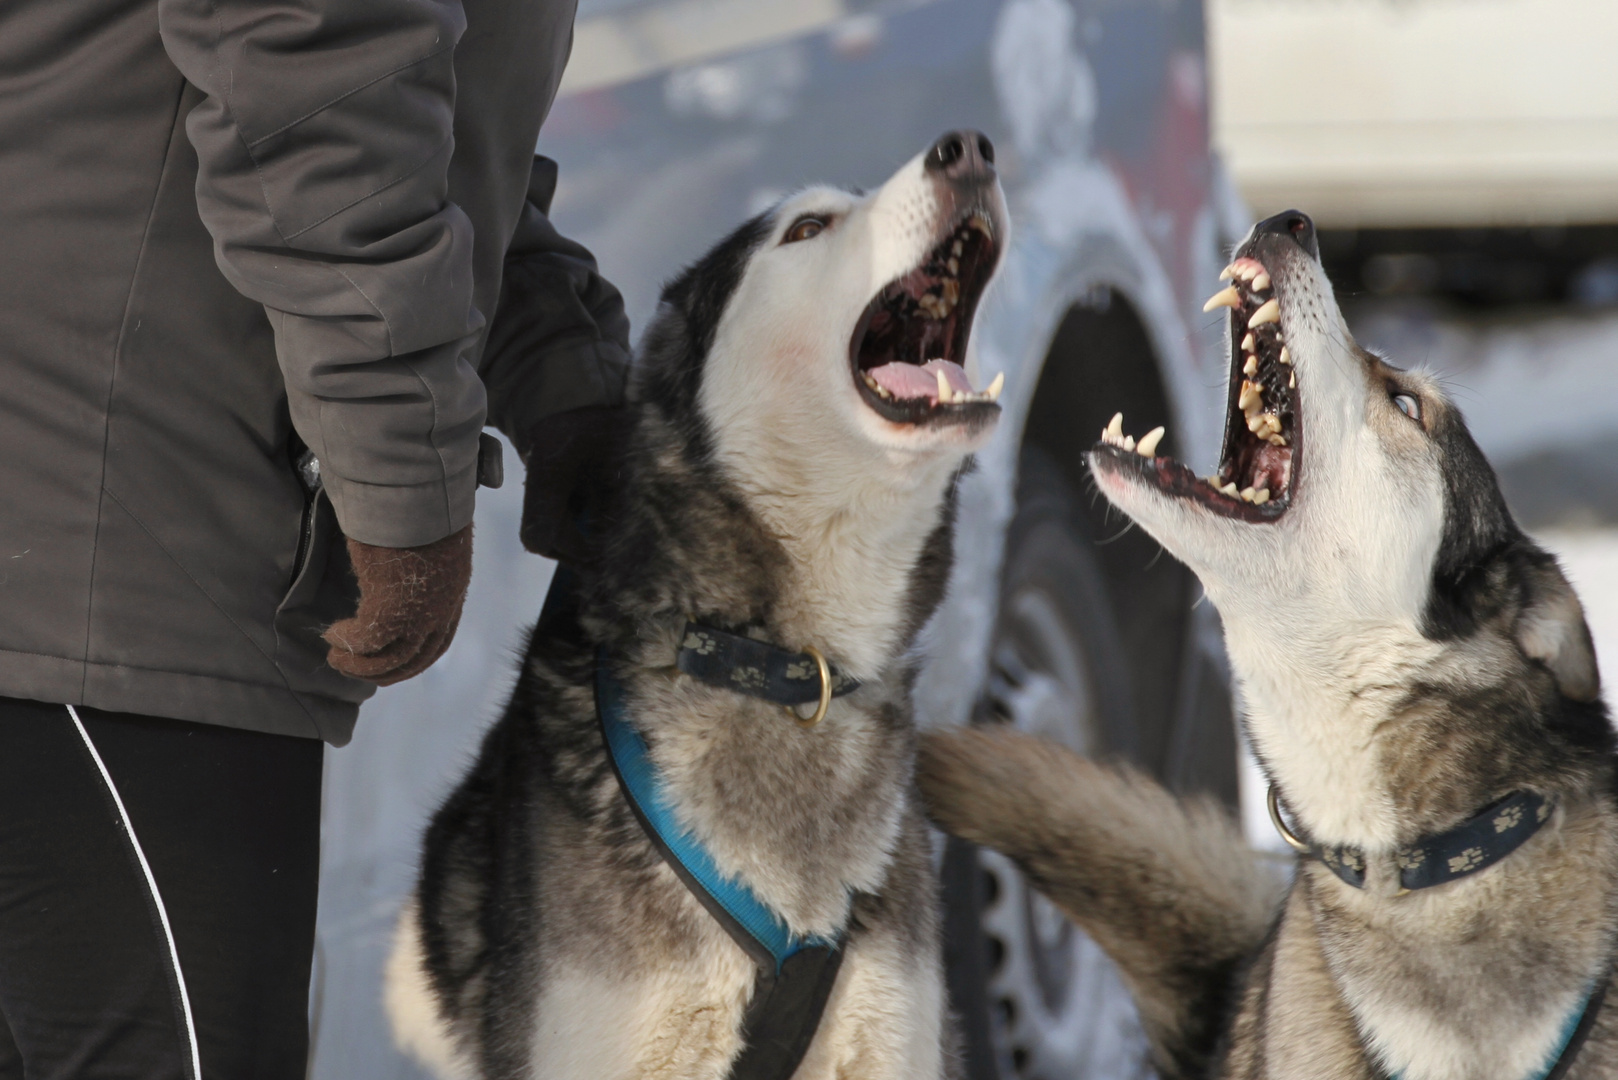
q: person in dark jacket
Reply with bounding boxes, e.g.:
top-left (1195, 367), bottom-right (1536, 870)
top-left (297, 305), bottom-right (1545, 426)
top-left (0, 0), bottom-right (626, 1072)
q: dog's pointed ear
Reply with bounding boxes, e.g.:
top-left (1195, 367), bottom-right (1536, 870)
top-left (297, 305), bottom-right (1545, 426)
top-left (1515, 558), bottom-right (1600, 702)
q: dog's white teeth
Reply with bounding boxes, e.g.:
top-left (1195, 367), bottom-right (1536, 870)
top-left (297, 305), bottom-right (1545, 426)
top-left (952, 239), bottom-right (964, 257)
top-left (1241, 332), bottom-right (1255, 352)
top-left (941, 279), bottom-right (960, 305)
top-left (985, 372), bottom-right (1004, 402)
top-left (1289, 370), bottom-right (1297, 388)
top-left (1203, 286), bottom-right (1242, 313)
top-left (1219, 264), bottom-right (1236, 281)
top-left (1266, 432), bottom-right (1288, 446)
top-left (1236, 263), bottom-right (1259, 281)
top-left (969, 213), bottom-right (992, 238)
top-left (947, 257), bottom-right (959, 275)
top-left (1248, 298), bottom-right (1281, 327)
top-left (1240, 486), bottom-right (1256, 502)
top-left (1221, 481), bottom-right (1240, 497)
top-left (1122, 434), bottom-right (1136, 451)
top-left (1104, 412), bottom-right (1124, 443)
top-left (1136, 426), bottom-right (1165, 457)
top-left (1243, 355), bottom-right (1259, 376)
top-left (1246, 413), bottom-right (1268, 434)
top-left (1279, 346), bottom-right (1291, 366)
top-left (1251, 272), bottom-right (1271, 291)
top-left (1253, 488), bottom-right (1271, 504)
top-left (936, 369), bottom-right (953, 404)
top-left (1239, 380), bottom-right (1264, 414)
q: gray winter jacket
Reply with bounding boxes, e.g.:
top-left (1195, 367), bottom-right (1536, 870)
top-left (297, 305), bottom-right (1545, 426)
top-left (0, 0), bottom-right (628, 744)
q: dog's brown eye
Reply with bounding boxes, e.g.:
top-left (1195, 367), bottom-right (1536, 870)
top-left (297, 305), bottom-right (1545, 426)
top-left (1393, 393), bottom-right (1421, 422)
top-left (783, 216), bottom-right (826, 244)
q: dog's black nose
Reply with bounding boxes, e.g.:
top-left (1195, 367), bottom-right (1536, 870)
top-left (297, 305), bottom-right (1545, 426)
top-left (1253, 210), bottom-right (1318, 260)
top-left (925, 130), bottom-right (995, 182)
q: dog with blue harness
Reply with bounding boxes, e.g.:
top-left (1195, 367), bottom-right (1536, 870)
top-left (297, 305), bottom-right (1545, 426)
top-left (384, 132), bottom-right (1008, 1080)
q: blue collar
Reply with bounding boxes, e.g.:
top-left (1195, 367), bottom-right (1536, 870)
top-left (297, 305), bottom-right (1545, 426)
top-left (595, 654), bottom-right (844, 972)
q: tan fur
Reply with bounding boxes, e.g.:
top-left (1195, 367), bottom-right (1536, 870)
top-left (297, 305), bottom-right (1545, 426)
top-left (917, 727), bottom-right (1283, 1077)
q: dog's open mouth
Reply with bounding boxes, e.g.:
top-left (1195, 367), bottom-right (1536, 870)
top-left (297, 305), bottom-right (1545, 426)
top-left (1094, 255), bottom-right (1298, 521)
top-left (850, 211), bottom-right (1002, 425)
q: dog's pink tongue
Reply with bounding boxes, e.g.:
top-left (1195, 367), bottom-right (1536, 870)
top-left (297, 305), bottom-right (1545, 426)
top-left (867, 359), bottom-right (973, 401)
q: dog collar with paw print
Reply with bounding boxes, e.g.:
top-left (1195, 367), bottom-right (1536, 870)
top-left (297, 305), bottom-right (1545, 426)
top-left (1270, 787), bottom-right (1554, 892)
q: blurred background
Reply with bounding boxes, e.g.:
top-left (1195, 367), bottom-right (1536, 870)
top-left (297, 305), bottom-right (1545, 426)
top-left (309, 2), bottom-right (1618, 1077)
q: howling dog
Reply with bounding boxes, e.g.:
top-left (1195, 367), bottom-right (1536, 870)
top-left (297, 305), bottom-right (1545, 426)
top-left (384, 132), bottom-right (1007, 1079)
top-left (920, 211), bottom-right (1614, 1080)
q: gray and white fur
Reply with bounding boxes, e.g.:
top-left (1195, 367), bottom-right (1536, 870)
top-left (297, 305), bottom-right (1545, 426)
top-left (920, 212), bottom-right (1617, 1080)
top-left (385, 135), bottom-right (1009, 1080)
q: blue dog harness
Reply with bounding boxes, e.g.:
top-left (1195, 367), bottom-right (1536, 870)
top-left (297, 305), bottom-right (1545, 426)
top-left (595, 645), bottom-right (851, 1080)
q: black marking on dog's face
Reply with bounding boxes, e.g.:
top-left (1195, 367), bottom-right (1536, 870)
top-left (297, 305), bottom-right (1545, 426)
top-left (635, 213), bottom-right (773, 429)
top-left (1420, 404), bottom-right (1524, 641)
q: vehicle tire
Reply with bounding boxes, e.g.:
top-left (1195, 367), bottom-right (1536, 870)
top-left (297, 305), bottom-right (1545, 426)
top-left (943, 447), bottom-right (1154, 1080)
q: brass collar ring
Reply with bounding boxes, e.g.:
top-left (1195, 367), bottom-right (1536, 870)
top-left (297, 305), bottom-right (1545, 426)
top-left (785, 645), bottom-right (833, 728)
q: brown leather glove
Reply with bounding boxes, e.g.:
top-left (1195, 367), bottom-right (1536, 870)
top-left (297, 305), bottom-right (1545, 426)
top-left (519, 405), bottom-right (633, 565)
top-left (323, 524), bottom-right (473, 685)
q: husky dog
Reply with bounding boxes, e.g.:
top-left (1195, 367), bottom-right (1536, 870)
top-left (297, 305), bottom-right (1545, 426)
top-left (384, 132), bottom-right (1008, 1080)
top-left (920, 211), bottom-right (1616, 1080)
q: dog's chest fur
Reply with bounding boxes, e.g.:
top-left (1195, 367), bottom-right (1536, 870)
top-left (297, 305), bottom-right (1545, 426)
top-left (390, 398), bottom-right (965, 1080)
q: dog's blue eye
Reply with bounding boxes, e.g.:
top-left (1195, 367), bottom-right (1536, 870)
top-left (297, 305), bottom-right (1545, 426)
top-left (783, 216), bottom-right (827, 243)
top-left (1393, 393), bottom-right (1421, 421)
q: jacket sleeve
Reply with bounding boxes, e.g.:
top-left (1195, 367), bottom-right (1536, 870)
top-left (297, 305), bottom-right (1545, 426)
top-left (158, 0), bottom-right (486, 549)
top-left (480, 156), bottom-right (631, 459)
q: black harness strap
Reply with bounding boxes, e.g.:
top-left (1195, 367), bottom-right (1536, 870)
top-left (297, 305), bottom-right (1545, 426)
top-left (730, 945), bottom-right (847, 1080)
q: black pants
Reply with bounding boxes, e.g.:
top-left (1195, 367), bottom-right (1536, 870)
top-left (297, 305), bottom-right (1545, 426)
top-left (0, 697), bottom-right (322, 1079)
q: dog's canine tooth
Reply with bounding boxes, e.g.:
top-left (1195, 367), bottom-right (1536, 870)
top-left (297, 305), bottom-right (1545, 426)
top-left (1105, 412), bottom-right (1124, 442)
top-left (1203, 286), bottom-right (1242, 312)
top-left (985, 372), bottom-right (1004, 402)
top-left (969, 213), bottom-right (992, 237)
top-left (1239, 381), bottom-right (1263, 413)
top-left (1136, 426), bottom-right (1165, 457)
top-left (1248, 298), bottom-right (1280, 327)
top-left (1251, 272), bottom-right (1271, 291)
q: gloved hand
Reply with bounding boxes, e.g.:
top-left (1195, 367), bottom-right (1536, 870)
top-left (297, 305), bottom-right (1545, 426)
top-left (519, 405), bottom-right (633, 565)
top-left (323, 524), bottom-right (473, 685)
